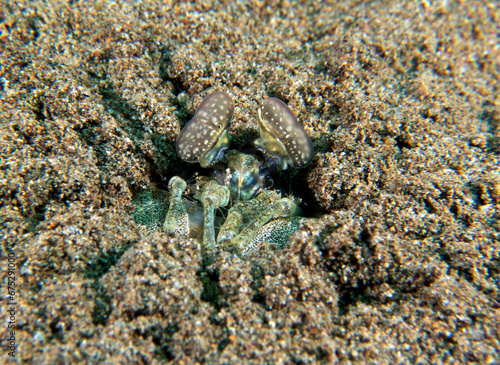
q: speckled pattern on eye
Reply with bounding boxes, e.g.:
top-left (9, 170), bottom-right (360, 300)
top-left (255, 97), bottom-right (313, 169)
top-left (176, 91), bottom-right (234, 168)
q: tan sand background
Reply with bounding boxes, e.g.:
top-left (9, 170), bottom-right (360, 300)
top-left (1, 0), bottom-right (499, 363)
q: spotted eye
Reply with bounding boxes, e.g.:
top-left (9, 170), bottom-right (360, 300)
top-left (254, 97), bottom-right (313, 170)
top-left (176, 91), bottom-right (234, 168)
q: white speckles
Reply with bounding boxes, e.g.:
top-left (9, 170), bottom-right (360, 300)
top-left (257, 97), bottom-right (313, 168)
top-left (176, 91), bottom-right (234, 164)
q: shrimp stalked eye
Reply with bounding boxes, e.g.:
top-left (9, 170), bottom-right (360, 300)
top-left (255, 97), bottom-right (314, 170)
top-left (176, 91), bottom-right (234, 168)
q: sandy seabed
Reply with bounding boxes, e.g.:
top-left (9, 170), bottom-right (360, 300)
top-left (1, 0), bottom-right (499, 363)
